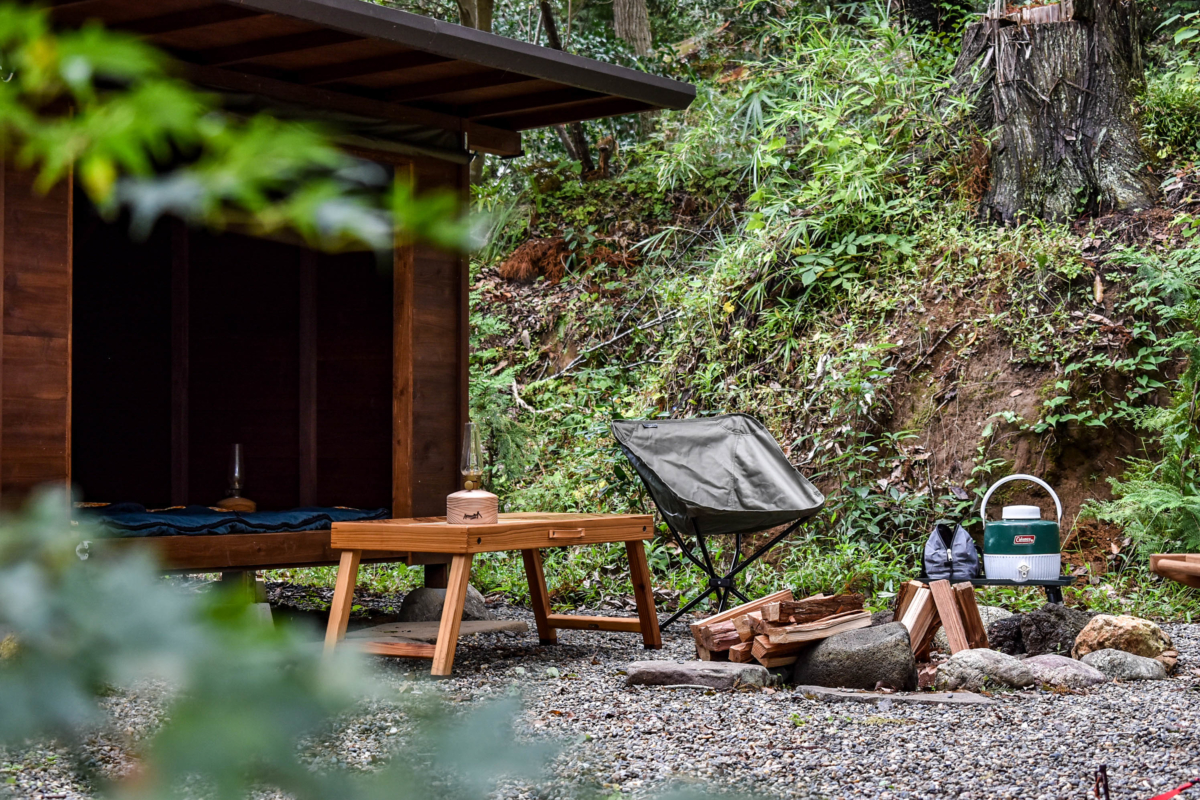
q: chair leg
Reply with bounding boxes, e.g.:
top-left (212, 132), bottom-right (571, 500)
top-left (626, 540), bottom-right (662, 649)
top-left (661, 584), bottom-right (718, 629)
top-left (727, 585), bottom-right (751, 604)
top-left (670, 529), bottom-right (711, 573)
top-left (430, 554), bottom-right (473, 677)
top-left (521, 549), bottom-right (557, 645)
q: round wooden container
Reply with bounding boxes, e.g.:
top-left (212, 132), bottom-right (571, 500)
top-left (446, 490), bottom-right (498, 524)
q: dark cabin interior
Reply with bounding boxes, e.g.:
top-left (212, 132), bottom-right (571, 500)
top-left (71, 191), bottom-right (394, 512)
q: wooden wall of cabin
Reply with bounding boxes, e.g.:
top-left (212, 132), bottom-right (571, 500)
top-left (72, 225), bottom-right (395, 512)
top-left (68, 151), bottom-right (467, 517)
top-left (0, 164), bottom-right (73, 507)
top-left (393, 155), bottom-right (469, 518)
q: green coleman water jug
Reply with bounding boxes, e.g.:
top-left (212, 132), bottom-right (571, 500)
top-left (980, 474), bottom-right (1062, 583)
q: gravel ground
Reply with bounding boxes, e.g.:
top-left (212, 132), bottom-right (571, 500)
top-left (3, 595), bottom-right (1198, 800)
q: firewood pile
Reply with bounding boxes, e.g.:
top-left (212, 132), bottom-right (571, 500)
top-left (689, 590), bottom-right (871, 668)
top-left (689, 579), bottom-right (990, 666)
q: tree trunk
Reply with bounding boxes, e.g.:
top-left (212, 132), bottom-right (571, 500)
top-left (540, 1), bottom-right (594, 173)
top-left (614, 0), bottom-right (652, 56)
top-left (456, 0), bottom-right (493, 31)
top-left (459, 0), bottom-right (495, 183)
top-left (950, 0), bottom-right (1156, 223)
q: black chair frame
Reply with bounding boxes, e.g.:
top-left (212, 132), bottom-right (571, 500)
top-left (659, 517), bottom-right (806, 629)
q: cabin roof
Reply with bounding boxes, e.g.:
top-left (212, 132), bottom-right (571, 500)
top-left (50, 0), bottom-right (696, 156)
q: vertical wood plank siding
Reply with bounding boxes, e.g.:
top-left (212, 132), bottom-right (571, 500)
top-left (1, 168), bottom-right (73, 502)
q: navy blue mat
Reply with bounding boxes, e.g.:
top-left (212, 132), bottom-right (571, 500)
top-left (83, 503), bottom-right (391, 538)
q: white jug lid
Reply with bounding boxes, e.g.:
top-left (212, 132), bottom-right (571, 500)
top-left (1002, 505), bottom-right (1042, 520)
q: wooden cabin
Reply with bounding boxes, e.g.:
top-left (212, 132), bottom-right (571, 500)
top-left (0, 0), bottom-right (693, 578)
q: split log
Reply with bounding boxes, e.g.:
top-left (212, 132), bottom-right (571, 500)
top-left (948, 0), bottom-right (1156, 222)
top-left (897, 583), bottom-right (940, 656)
top-left (762, 593), bottom-right (865, 624)
top-left (691, 589), bottom-right (793, 630)
top-left (748, 614), bottom-right (774, 636)
top-left (929, 580), bottom-right (970, 654)
top-left (728, 641), bottom-right (754, 663)
top-left (698, 620), bottom-right (742, 653)
top-left (732, 611), bottom-right (760, 642)
top-left (953, 582), bottom-right (990, 649)
top-left (765, 610), bottom-right (873, 644)
top-left (751, 635), bottom-right (803, 668)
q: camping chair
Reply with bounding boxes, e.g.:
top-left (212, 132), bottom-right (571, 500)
top-left (612, 414), bottom-right (825, 628)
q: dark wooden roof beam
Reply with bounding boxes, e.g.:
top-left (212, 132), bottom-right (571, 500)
top-left (225, 0), bottom-right (694, 111)
top-left (122, 5), bottom-right (266, 36)
top-left (464, 87), bottom-right (602, 120)
top-left (181, 62), bottom-right (521, 156)
top-left (190, 28), bottom-right (362, 67)
top-left (294, 51), bottom-right (451, 86)
top-left (386, 71), bottom-right (535, 104)
top-left (503, 96), bottom-right (655, 130)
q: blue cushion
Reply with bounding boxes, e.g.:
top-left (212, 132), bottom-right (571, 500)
top-left (84, 504), bottom-right (390, 538)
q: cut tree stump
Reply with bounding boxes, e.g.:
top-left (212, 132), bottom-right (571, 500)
top-left (948, 0), bottom-right (1156, 222)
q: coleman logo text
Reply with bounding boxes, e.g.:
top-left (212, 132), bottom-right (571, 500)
top-left (1013, 535), bottom-right (1036, 545)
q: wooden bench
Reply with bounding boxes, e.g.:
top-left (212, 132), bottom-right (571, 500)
top-left (103, 529), bottom-right (449, 585)
top-left (1151, 554), bottom-right (1200, 589)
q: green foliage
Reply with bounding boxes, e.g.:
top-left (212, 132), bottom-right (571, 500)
top-left (654, 10), bottom-right (963, 311)
top-left (457, 3), bottom-right (1200, 621)
top-left (1142, 69), bottom-right (1200, 161)
top-left (0, 491), bottom-right (563, 800)
top-left (0, 2), bottom-right (471, 251)
top-left (1089, 248), bottom-right (1200, 557)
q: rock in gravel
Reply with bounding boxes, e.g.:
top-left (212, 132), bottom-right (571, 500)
top-left (624, 660), bottom-right (770, 689)
top-left (397, 585), bottom-right (493, 622)
top-left (1080, 648), bottom-right (1167, 681)
top-left (1072, 614), bottom-right (1173, 660)
top-left (934, 648), bottom-right (1035, 691)
top-left (792, 622), bottom-right (917, 691)
top-left (870, 610), bottom-right (895, 626)
top-left (1020, 603), bottom-right (1094, 656)
top-left (934, 605), bottom-right (1011, 652)
top-left (988, 615), bottom-right (1025, 656)
top-left (1024, 654), bottom-right (1107, 689)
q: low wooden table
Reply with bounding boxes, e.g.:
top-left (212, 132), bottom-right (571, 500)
top-left (322, 512), bottom-right (662, 676)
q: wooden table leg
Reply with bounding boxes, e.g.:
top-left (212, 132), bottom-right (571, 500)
top-left (430, 553), bottom-right (473, 677)
top-left (323, 549), bottom-right (362, 653)
top-left (626, 540), bottom-right (662, 649)
top-left (521, 548), bottom-right (557, 645)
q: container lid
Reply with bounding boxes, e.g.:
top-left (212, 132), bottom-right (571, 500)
top-left (1002, 505), bottom-right (1043, 520)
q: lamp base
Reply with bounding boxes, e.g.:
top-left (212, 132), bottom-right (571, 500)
top-left (447, 490), bottom-right (498, 524)
top-left (216, 496), bottom-right (256, 512)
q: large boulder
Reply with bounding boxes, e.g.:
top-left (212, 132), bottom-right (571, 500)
top-left (934, 648), bottom-right (1035, 691)
top-left (933, 605), bottom-right (1011, 652)
top-left (397, 586), bottom-right (493, 622)
top-left (1024, 654), bottom-right (1107, 689)
top-left (1072, 614), bottom-right (1173, 660)
top-left (792, 622), bottom-right (917, 691)
top-left (987, 615), bottom-right (1025, 656)
top-left (1080, 649), bottom-right (1168, 681)
top-left (1020, 603), bottom-right (1094, 656)
top-left (625, 660), bottom-right (770, 690)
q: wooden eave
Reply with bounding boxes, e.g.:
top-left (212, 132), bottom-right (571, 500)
top-left (46, 0), bottom-right (696, 156)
